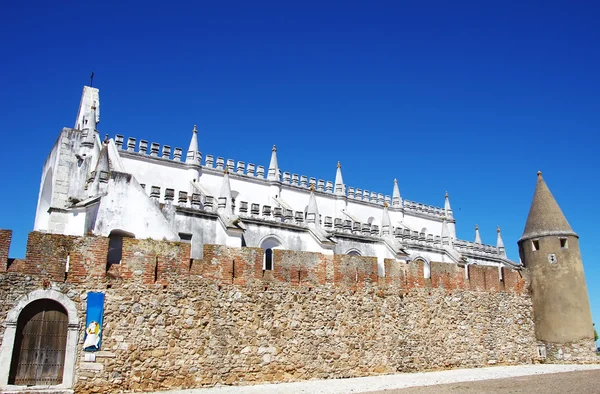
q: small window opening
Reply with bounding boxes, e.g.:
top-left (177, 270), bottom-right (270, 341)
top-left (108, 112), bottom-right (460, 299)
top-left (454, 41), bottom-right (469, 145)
top-left (532, 239), bottom-right (540, 251)
top-left (264, 248), bottom-right (273, 271)
top-left (560, 238), bottom-right (568, 249)
top-left (107, 230), bottom-right (135, 267)
top-left (179, 233), bottom-right (192, 243)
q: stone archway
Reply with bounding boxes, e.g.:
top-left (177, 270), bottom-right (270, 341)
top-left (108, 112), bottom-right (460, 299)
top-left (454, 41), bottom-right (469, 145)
top-left (0, 289), bottom-right (79, 389)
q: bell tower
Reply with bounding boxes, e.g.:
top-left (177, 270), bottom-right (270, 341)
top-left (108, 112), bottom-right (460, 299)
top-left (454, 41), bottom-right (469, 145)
top-left (518, 172), bottom-right (594, 347)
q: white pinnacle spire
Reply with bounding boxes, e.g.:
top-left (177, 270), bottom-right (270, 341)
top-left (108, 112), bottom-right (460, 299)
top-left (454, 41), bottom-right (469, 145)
top-left (186, 125), bottom-right (200, 165)
top-left (218, 167), bottom-right (233, 215)
top-left (441, 217), bottom-right (450, 245)
top-left (306, 186), bottom-right (320, 227)
top-left (81, 103), bottom-right (98, 148)
top-left (267, 145), bottom-right (279, 181)
top-left (334, 161), bottom-right (345, 195)
top-left (444, 191), bottom-right (453, 219)
top-left (392, 179), bottom-right (402, 207)
top-left (474, 224), bottom-right (482, 244)
top-left (381, 203), bottom-right (391, 236)
top-left (497, 226), bottom-right (506, 256)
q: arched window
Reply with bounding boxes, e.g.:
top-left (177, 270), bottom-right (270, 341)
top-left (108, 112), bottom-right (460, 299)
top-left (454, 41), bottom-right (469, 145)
top-left (260, 236), bottom-right (282, 271)
top-left (264, 248), bottom-right (273, 270)
top-left (423, 261), bottom-right (431, 279)
top-left (8, 299), bottom-right (68, 386)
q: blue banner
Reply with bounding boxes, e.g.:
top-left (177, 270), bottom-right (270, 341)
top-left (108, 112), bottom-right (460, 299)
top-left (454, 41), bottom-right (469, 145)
top-left (83, 292), bottom-right (105, 352)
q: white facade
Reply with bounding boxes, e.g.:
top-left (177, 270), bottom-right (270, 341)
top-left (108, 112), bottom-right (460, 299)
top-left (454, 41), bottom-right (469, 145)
top-left (34, 86), bottom-right (519, 274)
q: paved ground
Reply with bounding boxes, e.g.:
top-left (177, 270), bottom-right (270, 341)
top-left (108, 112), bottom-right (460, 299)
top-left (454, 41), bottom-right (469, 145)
top-left (367, 368), bottom-right (600, 393)
top-left (149, 364), bottom-right (600, 394)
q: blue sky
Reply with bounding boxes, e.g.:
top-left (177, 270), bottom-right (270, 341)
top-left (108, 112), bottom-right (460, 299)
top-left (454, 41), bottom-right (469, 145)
top-left (1, 2), bottom-right (599, 337)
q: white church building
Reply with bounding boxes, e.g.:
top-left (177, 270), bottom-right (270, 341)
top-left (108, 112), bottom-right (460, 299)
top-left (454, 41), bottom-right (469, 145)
top-left (34, 86), bottom-right (519, 275)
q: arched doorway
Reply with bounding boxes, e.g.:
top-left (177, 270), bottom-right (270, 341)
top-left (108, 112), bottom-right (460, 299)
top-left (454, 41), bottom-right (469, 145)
top-left (8, 299), bottom-right (68, 386)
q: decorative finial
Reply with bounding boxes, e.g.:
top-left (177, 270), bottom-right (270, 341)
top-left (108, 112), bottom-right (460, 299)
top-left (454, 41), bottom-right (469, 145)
top-left (475, 224), bottom-right (478, 230)
top-left (537, 171), bottom-right (542, 177)
top-left (394, 178), bottom-right (398, 183)
top-left (309, 184), bottom-right (315, 192)
top-left (442, 216), bottom-right (447, 221)
top-left (497, 225), bottom-right (501, 233)
top-left (383, 202), bottom-right (388, 208)
top-left (445, 191), bottom-right (449, 198)
top-left (223, 166), bottom-right (229, 175)
top-left (337, 161), bottom-right (341, 169)
top-left (193, 125), bottom-right (198, 133)
top-left (272, 145), bottom-right (277, 152)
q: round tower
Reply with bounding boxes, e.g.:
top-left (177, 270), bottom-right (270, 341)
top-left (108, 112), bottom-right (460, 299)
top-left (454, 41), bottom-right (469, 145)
top-left (518, 172), bottom-right (593, 344)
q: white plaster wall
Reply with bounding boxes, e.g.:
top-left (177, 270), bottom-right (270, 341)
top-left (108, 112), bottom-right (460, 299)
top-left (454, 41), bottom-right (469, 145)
top-left (93, 173), bottom-right (178, 241)
top-left (402, 214), bottom-right (443, 235)
top-left (174, 214), bottom-right (218, 259)
top-left (120, 156), bottom-right (190, 194)
top-left (242, 223), bottom-right (325, 254)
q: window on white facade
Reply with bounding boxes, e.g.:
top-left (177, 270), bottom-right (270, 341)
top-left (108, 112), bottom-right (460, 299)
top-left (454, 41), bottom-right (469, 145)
top-left (423, 261), bottom-right (431, 279)
top-left (264, 248), bottom-right (273, 271)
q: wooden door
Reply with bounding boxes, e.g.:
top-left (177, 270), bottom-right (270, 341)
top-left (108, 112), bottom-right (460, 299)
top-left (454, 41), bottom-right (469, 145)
top-left (8, 299), bottom-right (68, 386)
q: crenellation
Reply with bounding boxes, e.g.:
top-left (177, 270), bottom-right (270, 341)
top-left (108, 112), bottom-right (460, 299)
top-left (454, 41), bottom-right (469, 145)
top-left (164, 188), bottom-right (174, 202)
top-left (309, 177), bottom-right (316, 189)
top-left (226, 159), bottom-right (234, 172)
top-left (178, 191), bottom-right (188, 205)
top-left (215, 157), bottom-right (224, 170)
top-left (262, 205), bottom-right (272, 218)
top-left (291, 173), bottom-right (299, 186)
top-left (256, 165), bottom-right (265, 178)
top-left (282, 171), bottom-right (291, 183)
top-left (325, 181), bottom-right (333, 193)
top-left (377, 193), bottom-right (384, 204)
top-left (115, 134), bottom-right (124, 149)
top-left (348, 186), bottom-right (355, 198)
top-left (173, 147), bottom-right (182, 161)
top-left (205, 154), bottom-right (214, 168)
top-left (236, 161), bottom-right (245, 174)
top-left (246, 163), bottom-right (255, 176)
top-left (317, 179), bottom-right (325, 192)
top-left (127, 137), bottom-right (136, 152)
top-left (204, 195), bottom-right (214, 211)
top-left (99, 171), bottom-right (109, 183)
top-left (162, 145), bottom-right (171, 159)
top-left (295, 211), bottom-right (304, 223)
top-left (139, 140), bottom-right (148, 154)
top-left (150, 142), bottom-right (160, 156)
top-left (251, 203), bottom-right (260, 216)
top-left (361, 223), bottom-right (371, 235)
top-left (150, 185), bottom-right (160, 199)
top-left (284, 208), bottom-right (294, 223)
top-left (217, 196), bottom-right (227, 210)
top-left (299, 175), bottom-right (307, 187)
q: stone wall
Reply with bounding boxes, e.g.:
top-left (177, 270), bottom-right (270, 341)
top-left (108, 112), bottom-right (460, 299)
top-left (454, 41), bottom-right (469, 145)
top-left (0, 231), bottom-right (559, 393)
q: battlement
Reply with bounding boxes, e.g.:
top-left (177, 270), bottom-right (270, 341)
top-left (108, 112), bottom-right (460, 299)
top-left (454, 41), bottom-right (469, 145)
top-left (0, 230), bottom-right (523, 293)
top-left (112, 133), bottom-right (445, 219)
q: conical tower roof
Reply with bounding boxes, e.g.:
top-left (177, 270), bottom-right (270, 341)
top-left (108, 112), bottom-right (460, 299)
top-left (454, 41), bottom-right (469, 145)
top-left (520, 172), bottom-right (576, 242)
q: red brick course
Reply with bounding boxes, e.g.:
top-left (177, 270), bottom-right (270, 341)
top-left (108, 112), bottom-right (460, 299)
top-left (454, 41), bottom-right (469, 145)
top-left (0, 229), bottom-right (524, 293)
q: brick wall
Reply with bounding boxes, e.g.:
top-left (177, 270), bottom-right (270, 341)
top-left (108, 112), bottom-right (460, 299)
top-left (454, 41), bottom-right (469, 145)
top-left (0, 229), bottom-right (12, 271)
top-left (0, 230), bottom-right (539, 394)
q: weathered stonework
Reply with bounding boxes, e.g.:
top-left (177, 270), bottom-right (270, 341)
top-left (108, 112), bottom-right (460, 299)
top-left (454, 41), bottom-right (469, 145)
top-left (0, 231), bottom-right (556, 394)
